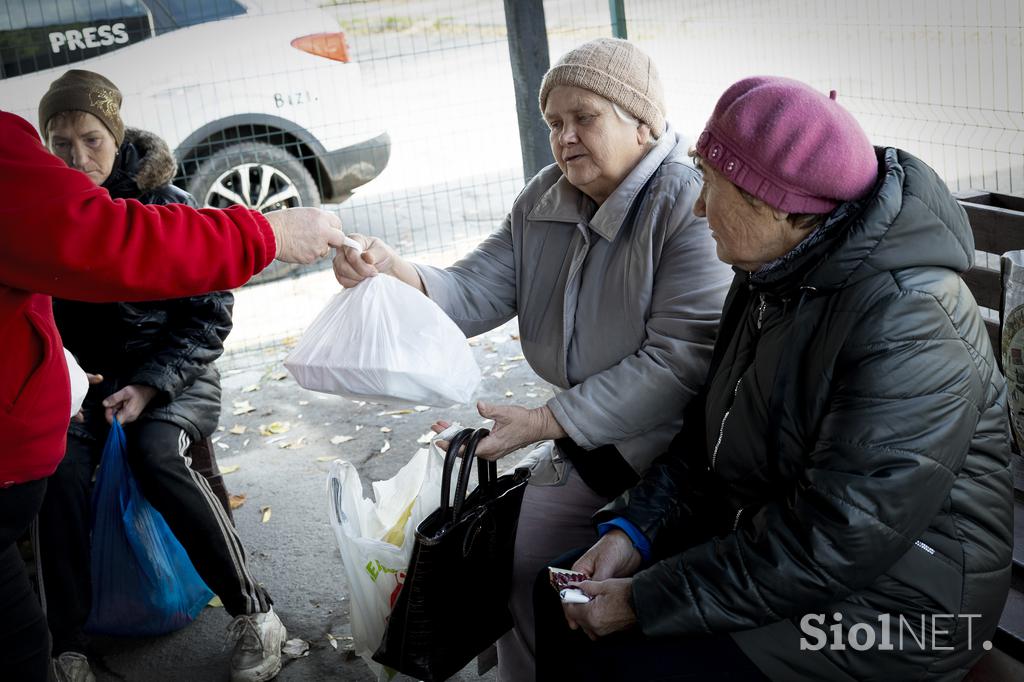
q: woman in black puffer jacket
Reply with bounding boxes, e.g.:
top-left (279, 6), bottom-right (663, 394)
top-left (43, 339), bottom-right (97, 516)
top-left (36, 70), bottom-right (285, 682)
top-left (536, 76), bottom-right (1012, 682)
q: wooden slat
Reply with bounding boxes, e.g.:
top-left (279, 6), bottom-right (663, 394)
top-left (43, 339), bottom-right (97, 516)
top-left (962, 203), bottom-right (1024, 255)
top-left (954, 189), bottom-right (995, 205)
top-left (956, 190), bottom-right (1024, 214)
top-left (963, 266), bottom-right (1002, 310)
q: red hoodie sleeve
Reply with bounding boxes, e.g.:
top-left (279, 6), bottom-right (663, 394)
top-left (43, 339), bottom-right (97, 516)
top-left (0, 112), bottom-right (277, 301)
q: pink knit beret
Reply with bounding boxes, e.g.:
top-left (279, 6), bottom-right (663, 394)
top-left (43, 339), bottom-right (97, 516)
top-left (695, 76), bottom-right (879, 214)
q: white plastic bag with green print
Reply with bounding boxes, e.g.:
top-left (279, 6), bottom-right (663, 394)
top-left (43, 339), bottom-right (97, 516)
top-left (1002, 251), bottom-right (1024, 449)
top-left (326, 432), bottom-right (451, 680)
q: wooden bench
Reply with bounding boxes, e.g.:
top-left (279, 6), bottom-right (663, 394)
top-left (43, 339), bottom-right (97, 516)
top-left (955, 190), bottom-right (1024, 679)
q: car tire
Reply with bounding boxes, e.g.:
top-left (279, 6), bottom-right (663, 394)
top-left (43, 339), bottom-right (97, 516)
top-left (186, 142), bottom-right (321, 285)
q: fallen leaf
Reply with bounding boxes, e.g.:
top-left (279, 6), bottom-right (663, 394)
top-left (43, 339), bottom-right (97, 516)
top-left (242, 384), bottom-right (260, 393)
top-left (217, 425), bottom-right (225, 432)
top-left (417, 430), bottom-right (434, 444)
top-left (280, 437), bottom-right (306, 449)
top-left (316, 456), bottom-right (335, 462)
top-left (511, 333), bottom-right (520, 340)
top-left (523, 382), bottom-right (536, 386)
top-left (282, 638), bottom-right (309, 658)
top-left (327, 633), bottom-right (338, 650)
top-left (216, 442), bottom-right (230, 450)
top-left (378, 409), bottom-right (414, 416)
top-left (330, 435), bottom-right (354, 445)
top-left (229, 493), bottom-right (247, 510)
top-left (267, 435), bottom-right (288, 445)
top-left (220, 464), bottom-right (240, 475)
top-left (259, 421), bottom-right (290, 436)
top-left (242, 439), bottom-right (250, 447)
top-left (380, 440), bottom-right (391, 454)
top-left (504, 391), bottom-right (514, 397)
top-left (260, 506), bottom-right (272, 523)
top-left (232, 400), bottom-right (255, 415)
top-left (468, 339), bottom-right (480, 346)
top-left (229, 424), bottom-right (247, 435)
top-left (414, 405), bottom-right (430, 412)
top-left (298, 400), bottom-right (309, 406)
top-left (208, 595), bottom-right (223, 608)
top-left (269, 371), bottom-right (288, 381)
top-left (506, 354), bottom-right (526, 361)
top-left (380, 426), bottom-right (392, 433)
top-left (211, 435), bottom-right (222, 444)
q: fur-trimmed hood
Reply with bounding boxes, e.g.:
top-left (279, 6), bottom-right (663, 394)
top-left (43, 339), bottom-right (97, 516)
top-left (102, 127), bottom-right (194, 207)
top-left (120, 127), bottom-right (177, 191)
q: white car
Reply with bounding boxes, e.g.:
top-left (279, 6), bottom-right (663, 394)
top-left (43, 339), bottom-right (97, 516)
top-left (0, 0), bottom-right (389, 278)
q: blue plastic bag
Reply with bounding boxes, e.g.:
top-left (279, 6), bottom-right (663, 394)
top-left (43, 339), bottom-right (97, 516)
top-left (85, 419), bottom-right (213, 636)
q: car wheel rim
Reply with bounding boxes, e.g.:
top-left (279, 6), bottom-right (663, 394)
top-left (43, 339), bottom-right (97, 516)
top-left (204, 162), bottom-right (302, 212)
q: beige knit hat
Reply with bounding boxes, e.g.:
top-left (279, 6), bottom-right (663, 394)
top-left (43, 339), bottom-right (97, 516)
top-left (539, 38), bottom-right (666, 138)
top-left (38, 69), bottom-right (125, 145)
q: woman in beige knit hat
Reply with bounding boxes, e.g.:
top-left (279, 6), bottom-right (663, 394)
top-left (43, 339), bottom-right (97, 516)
top-left (335, 38), bottom-right (732, 681)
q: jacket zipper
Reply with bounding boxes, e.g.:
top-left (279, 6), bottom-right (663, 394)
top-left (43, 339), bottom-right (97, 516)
top-left (711, 377), bottom-right (742, 470)
top-left (712, 294), bottom-right (765, 471)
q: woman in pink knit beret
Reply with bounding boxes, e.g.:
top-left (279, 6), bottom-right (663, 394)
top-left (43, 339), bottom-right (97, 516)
top-left (536, 75), bottom-right (1012, 682)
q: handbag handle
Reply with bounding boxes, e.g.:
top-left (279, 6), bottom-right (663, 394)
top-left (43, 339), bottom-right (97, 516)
top-left (440, 428), bottom-right (474, 521)
top-left (452, 429), bottom-right (489, 520)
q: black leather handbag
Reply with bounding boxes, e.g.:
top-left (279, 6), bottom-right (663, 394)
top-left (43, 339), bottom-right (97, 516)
top-left (373, 427), bottom-right (530, 681)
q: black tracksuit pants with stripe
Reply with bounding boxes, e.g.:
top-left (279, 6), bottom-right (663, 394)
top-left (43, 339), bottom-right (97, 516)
top-left (36, 419), bottom-right (271, 655)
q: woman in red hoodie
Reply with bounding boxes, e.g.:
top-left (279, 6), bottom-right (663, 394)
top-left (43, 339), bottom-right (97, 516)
top-left (0, 105), bottom-right (347, 681)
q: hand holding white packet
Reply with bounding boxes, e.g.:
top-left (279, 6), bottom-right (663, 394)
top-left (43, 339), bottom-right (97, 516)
top-left (64, 348), bottom-right (88, 420)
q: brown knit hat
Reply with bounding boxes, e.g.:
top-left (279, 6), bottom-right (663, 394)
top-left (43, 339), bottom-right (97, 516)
top-left (539, 38), bottom-right (666, 138)
top-left (38, 69), bottom-right (125, 145)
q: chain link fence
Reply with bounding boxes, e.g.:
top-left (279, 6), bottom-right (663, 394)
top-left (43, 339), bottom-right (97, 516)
top-left (2, 0), bottom-right (1021, 366)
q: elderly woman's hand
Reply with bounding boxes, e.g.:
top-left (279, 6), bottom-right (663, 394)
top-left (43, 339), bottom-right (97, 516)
top-left (572, 530), bottom-right (642, 580)
top-left (431, 401), bottom-right (567, 460)
top-left (333, 233), bottom-right (427, 292)
top-left (332, 233), bottom-right (393, 287)
top-left (562, 578), bottom-right (637, 640)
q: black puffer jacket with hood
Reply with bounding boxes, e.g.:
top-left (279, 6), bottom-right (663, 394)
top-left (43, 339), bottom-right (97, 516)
top-left (598, 148), bottom-right (1012, 681)
top-left (54, 128), bottom-right (233, 440)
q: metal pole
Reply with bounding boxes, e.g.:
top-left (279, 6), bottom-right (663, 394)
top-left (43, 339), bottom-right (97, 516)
top-left (609, 0), bottom-right (628, 39)
top-left (503, 0), bottom-right (554, 181)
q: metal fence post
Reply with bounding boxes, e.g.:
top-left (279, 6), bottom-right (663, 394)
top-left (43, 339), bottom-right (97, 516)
top-left (503, 0), bottom-right (554, 181)
top-left (609, 0), bottom-right (628, 39)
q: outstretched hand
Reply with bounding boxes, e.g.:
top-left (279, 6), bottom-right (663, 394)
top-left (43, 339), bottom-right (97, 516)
top-left (264, 207), bottom-right (346, 264)
top-left (332, 233), bottom-right (395, 288)
top-left (430, 401), bottom-right (567, 460)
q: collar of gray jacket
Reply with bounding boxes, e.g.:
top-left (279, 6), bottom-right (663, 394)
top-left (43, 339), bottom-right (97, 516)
top-left (528, 126), bottom-right (684, 242)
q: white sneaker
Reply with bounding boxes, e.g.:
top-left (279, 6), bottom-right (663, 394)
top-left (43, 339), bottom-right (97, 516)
top-left (51, 652), bottom-right (96, 682)
top-left (227, 607), bottom-right (287, 682)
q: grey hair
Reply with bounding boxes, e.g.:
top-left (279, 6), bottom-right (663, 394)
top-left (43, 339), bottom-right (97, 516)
top-left (612, 103), bottom-right (655, 145)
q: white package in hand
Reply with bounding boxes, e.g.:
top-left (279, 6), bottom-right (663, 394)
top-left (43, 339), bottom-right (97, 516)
top-left (284, 275), bottom-right (481, 406)
top-left (326, 440), bottom-right (446, 681)
top-left (64, 348), bottom-right (89, 419)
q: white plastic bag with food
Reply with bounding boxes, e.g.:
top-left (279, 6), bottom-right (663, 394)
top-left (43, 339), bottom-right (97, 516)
top-left (284, 257), bottom-right (480, 406)
top-left (326, 432), bottom-right (452, 681)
